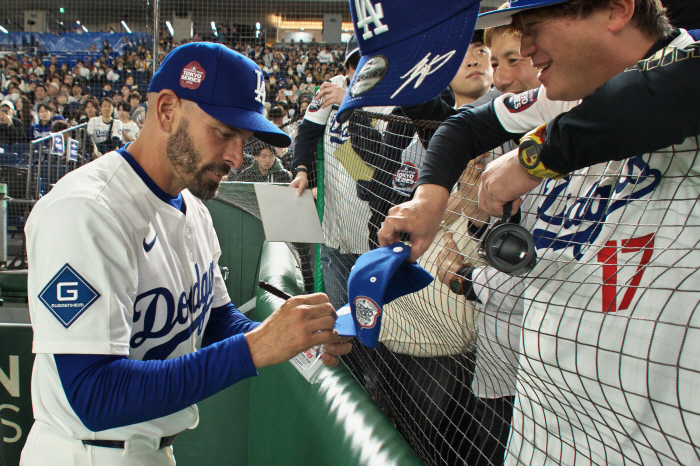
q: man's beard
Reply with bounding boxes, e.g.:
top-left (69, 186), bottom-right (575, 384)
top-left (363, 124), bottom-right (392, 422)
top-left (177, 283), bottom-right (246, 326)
top-left (165, 116), bottom-right (230, 201)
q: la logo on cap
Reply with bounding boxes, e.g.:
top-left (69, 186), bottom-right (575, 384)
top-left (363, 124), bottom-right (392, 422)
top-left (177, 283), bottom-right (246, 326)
top-left (180, 61), bottom-right (206, 90)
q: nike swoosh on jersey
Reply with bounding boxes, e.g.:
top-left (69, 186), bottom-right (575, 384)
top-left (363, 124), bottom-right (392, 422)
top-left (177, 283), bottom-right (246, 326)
top-left (143, 233), bottom-right (157, 252)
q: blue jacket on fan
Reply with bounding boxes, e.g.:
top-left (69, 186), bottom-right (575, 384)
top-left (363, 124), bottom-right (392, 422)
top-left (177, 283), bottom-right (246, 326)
top-left (27, 123), bottom-right (52, 142)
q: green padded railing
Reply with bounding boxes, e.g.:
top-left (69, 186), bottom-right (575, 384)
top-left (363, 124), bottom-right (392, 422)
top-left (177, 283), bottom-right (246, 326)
top-left (247, 241), bottom-right (423, 466)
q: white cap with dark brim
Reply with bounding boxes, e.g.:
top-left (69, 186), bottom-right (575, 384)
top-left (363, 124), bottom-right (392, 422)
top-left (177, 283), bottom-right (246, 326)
top-left (476, 0), bottom-right (571, 29)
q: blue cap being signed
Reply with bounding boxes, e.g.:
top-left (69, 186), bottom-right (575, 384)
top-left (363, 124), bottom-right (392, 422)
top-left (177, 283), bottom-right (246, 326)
top-left (336, 0), bottom-right (481, 123)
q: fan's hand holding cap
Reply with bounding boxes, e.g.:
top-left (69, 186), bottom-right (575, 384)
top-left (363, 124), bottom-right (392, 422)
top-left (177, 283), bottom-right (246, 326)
top-left (148, 42), bottom-right (291, 147)
top-left (336, 0), bottom-right (482, 123)
top-left (333, 242), bottom-right (434, 347)
top-left (476, 0), bottom-right (570, 29)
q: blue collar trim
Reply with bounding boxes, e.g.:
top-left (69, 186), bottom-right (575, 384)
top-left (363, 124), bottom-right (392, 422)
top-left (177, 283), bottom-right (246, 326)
top-left (117, 145), bottom-right (185, 213)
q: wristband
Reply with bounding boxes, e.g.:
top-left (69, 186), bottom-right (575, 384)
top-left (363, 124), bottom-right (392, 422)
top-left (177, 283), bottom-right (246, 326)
top-left (519, 124), bottom-right (566, 180)
top-left (449, 265), bottom-right (475, 297)
top-left (294, 167), bottom-right (308, 175)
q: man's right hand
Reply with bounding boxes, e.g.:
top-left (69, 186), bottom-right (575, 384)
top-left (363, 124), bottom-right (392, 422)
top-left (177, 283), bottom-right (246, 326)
top-left (378, 184), bottom-right (450, 262)
top-left (289, 171), bottom-right (308, 196)
top-left (245, 293), bottom-right (346, 368)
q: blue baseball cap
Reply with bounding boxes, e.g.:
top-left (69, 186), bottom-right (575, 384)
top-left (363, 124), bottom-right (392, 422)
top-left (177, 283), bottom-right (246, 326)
top-left (476, 0), bottom-right (570, 29)
top-left (148, 42), bottom-right (291, 147)
top-left (336, 0), bottom-right (481, 123)
top-left (333, 242), bottom-right (434, 347)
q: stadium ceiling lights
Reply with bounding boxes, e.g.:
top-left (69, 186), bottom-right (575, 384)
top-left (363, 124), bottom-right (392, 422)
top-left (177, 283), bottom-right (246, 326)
top-left (166, 21), bottom-right (174, 37)
top-left (121, 20), bottom-right (132, 34)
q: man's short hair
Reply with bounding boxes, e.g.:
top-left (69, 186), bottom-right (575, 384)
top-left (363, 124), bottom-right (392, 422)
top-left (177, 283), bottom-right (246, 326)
top-left (36, 102), bottom-right (52, 113)
top-left (268, 106), bottom-right (285, 119)
top-left (82, 96), bottom-right (99, 110)
top-left (129, 92), bottom-right (141, 102)
top-left (100, 97), bottom-right (115, 107)
top-left (344, 52), bottom-right (361, 72)
top-left (484, 2), bottom-right (522, 47)
top-left (50, 120), bottom-right (70, 133)
top-left (511, 0), bottom-right (672, 40)
top-left (249, 140), bottom-right (277, 157)
top-left (116, 101), bottom-right (131, 112)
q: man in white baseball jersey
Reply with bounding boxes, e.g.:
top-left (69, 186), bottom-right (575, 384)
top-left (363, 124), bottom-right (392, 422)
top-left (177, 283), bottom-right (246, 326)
top-left (379, 0), bottom-right (700, 464)
top-left (289, 35), bottom-right (394, 310)
top-left (21, 42), bottom-right (351, 466)
top-left (86, 96), bottom-right (123, 157)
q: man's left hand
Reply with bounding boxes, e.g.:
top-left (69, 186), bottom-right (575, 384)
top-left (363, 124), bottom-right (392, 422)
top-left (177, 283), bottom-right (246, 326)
top-left (317, 81), bottom-right (346, 109)
top-left (320, 339), bottom-right (353, 367)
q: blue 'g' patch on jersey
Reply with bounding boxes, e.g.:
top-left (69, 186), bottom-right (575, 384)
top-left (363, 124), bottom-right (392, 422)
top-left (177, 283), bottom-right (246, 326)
top-left (38, 264), bottom-right (101, 328)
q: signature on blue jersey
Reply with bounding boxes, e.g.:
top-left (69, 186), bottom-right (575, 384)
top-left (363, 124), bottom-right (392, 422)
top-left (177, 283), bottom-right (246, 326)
top-left (532, 156), bottom-right (661, 260)
top-left (130, 261), bottom-right (215, 359)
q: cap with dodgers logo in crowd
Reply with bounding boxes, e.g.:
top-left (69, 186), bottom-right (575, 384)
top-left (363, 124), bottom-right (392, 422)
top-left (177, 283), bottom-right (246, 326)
top-left (336, 0), bottom-right (482, 124)
top-left (475, 0), bottom-right (570, 29)
top-left (333, 242), bottom-right (434, 348)
top-left (148, 42), bottom-right (291, 147)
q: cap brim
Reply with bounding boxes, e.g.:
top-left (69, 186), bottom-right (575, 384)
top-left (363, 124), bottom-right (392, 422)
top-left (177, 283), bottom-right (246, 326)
top-left (475, 0), bottom-right (570, 29)
top-left (197, 102), bottom-right (292, 148)
top-left (334, 305), bottom-right (357, 337)
top-left (336, 2), bottom-right (479, 124)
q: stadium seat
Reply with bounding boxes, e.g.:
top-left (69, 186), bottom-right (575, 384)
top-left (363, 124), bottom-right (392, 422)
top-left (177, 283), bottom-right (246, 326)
top-left (10, 143), bottom-right (30, 156)
top-left (0, 153), bottom-right (19, 166)
top-left (0, 165), bottom-right (30, 200)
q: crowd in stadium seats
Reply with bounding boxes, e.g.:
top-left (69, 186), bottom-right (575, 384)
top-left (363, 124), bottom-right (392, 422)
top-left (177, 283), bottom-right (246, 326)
top-left (0, 35), bottom-right (346, 166)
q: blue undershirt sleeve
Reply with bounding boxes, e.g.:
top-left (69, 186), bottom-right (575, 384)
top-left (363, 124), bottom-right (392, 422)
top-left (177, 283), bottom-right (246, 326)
top-left (55, 315), bottom-right (259, 432)
top-left (202, 302), bottom-right (261, 347)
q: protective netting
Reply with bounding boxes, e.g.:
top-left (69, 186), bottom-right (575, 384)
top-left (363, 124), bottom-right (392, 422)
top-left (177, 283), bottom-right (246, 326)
top-left (268, 105), bottom-right (700, 466)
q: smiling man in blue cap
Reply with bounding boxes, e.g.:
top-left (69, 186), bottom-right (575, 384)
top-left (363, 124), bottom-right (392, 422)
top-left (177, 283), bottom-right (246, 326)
top-left (22, 42), bottom-right (351, 466)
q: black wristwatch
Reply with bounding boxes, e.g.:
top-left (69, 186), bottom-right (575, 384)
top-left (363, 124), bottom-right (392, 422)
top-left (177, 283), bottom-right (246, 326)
top-left (449, 265), bottom-right (475, 296)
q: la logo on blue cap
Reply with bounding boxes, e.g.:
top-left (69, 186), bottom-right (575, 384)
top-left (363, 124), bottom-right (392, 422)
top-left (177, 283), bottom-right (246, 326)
top-left (355, 0), bottom-right (389, 40)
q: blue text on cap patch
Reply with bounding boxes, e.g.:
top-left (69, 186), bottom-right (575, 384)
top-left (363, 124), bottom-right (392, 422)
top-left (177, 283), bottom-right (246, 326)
top-left (38, 264), bottom-right (100, 328)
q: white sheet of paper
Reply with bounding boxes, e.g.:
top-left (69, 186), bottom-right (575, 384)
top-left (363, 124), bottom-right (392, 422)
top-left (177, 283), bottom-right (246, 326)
top-left (254, 184), bottom-right (325, 243)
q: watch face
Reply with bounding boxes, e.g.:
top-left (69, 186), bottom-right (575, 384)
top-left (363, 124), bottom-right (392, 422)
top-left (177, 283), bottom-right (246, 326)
top-left (519, 142), bottom-right (540, 170)
top-left (449, 276), bottom-right (462, 294)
